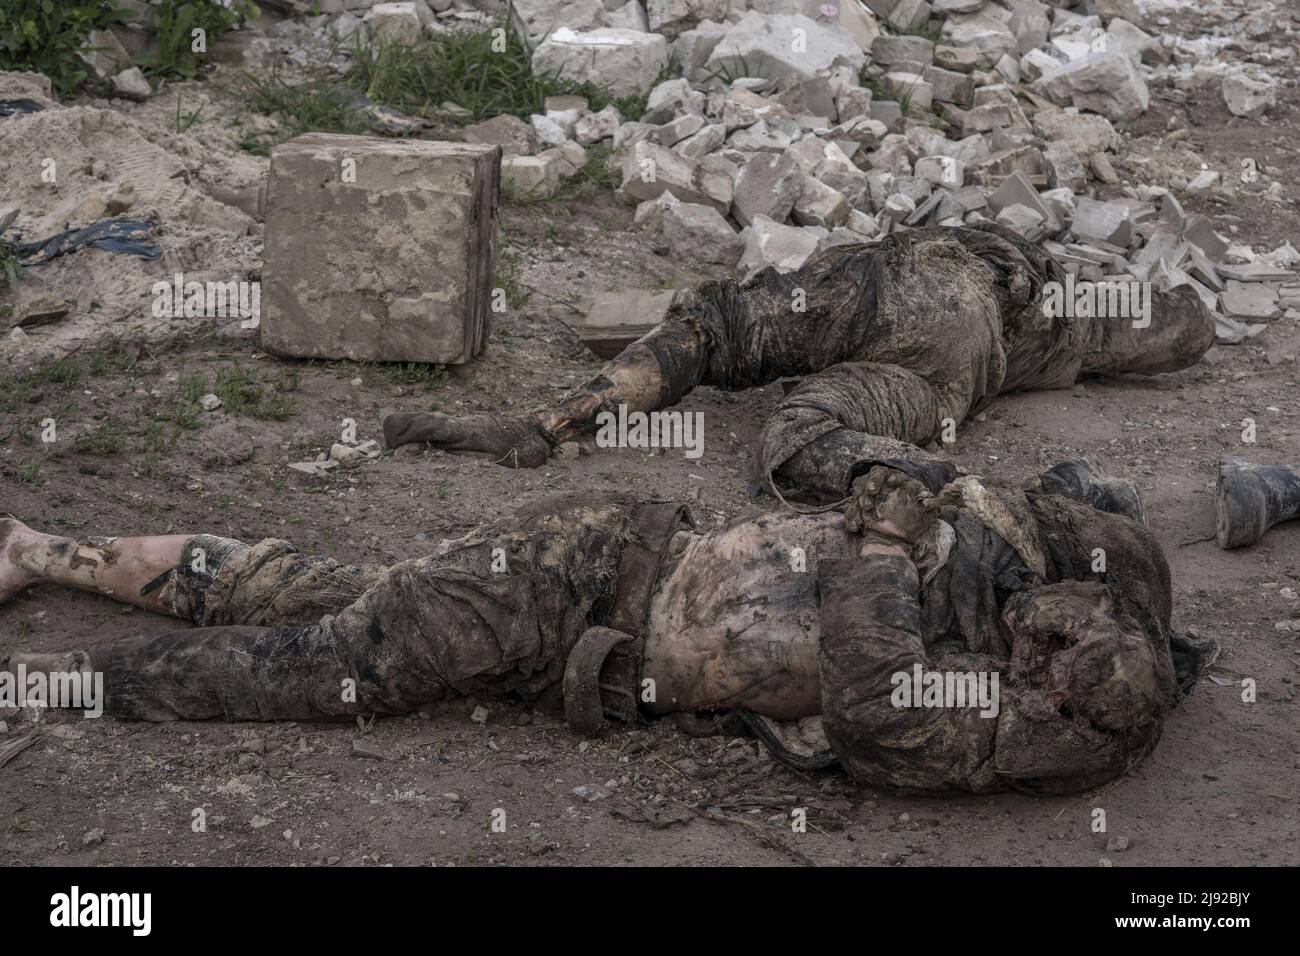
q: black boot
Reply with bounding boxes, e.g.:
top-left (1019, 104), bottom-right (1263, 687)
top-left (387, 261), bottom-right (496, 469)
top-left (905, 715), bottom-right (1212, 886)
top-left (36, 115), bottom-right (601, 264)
top-left (1036, 457), bottom-right (1146, 523)
top-left (1215, 456), bottom-right (1300, 549)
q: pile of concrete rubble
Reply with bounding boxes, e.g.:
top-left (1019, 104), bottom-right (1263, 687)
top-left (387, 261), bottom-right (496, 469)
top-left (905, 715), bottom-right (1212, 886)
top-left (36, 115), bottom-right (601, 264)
top-left (59, 0), bottom-right (1300, 352)
top-left (445, 0), bottom-right (1295, 345)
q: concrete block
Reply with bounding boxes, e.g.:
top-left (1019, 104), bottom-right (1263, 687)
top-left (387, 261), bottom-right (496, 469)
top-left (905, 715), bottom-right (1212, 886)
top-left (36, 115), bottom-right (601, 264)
top-left (262, 134), bottom-right (499, 365)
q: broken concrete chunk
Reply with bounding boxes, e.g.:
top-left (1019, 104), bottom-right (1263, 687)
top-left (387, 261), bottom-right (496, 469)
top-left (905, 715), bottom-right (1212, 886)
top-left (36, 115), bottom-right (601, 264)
top-left (582, 288), bottom-right (678, 357)
top-left (940, 10), bottom-right (1018, 67)
top-left (705, 12), bottom-right (867, 81)
top-left (530, 113), bottom-right (570, 147)
top-left (738, 214), bottom-right (820, 275)
top-left (1222, 74), bottom-right (1276, 119)
top-left (574, 104), bottom-right (623, 144)
top-left (915, 155), bottom-right (965, 189)
top-left (646, 0), bottom-right (728, 33)
top-left (1044, 142), bottom-right (1087, 193)
top-left (987, 169), bottom-right (1055, 228)
top-left (511, 0), bottom-right (608, 49)
top-left (362, 3), bottom-right (427, 45)
top-left (619, 139), bottom-right (731, 212)
top-left (110, 67), bottom-right (151, 100)
top-left (532, 28), bottom-right (668, 98)
top-left (653, 113), bottom-right (706, 147)
top-left (1072, 196), bottom-right (1133, 248)
top-left (882, 72), bottom-right (934, 111)
top-left (643, 77), bottom-right (707, 125)
top-left (1220, 281), bottom-right (1282, 320)
top-left (887, 0), bottom-right (932, 32)
top-left (731, 150), bottom-right (803, 226)
top-left (872, 34), bottom-right (935, 68)
top-left (922, 65), bottom-right (975, 108)
top-left (792, 175), bottom-right (850, 228)
top-left (261, 134), bottom-right (499, 365)
top-left (1032, 109), bottom-right (1119, 154)
top-left (78, 28), bottom-right (132, 80)
top-left (462, 114), bottom-right (537, 155)
top-left (502, 153), bottom-right (564, 198)
top-left (673, 122), bottom-right (726, 161)
top-left (663, 201), bottom-right (744, 265)
top-left (1182, 215), bottom-right (1229, 262)
top-left (1032, 51), bottom-right (1149, 120)
top-left (934, 45), bottom-right (978, 73)
top-left (675, 20), bottom-right (730, 80)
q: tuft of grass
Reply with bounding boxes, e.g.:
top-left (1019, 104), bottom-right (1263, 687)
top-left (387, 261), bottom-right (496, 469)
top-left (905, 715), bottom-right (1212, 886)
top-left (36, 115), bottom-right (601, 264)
top-left (222, 64), bottom-right (370, 154)
top-left (134, 0), bottom-right (255, 81)
top-left (0, 0), bottom-right (133, 96)
top-left (72, 422), bottom-right (128, 457)
top-left (227, 17), bottom-right (666, 152)
top-left (1, 233), bottom-right (22, 292)
top-left (208, 364), bottom-right (300, 420)
top-left (494, 251), bottom-right (531, 309)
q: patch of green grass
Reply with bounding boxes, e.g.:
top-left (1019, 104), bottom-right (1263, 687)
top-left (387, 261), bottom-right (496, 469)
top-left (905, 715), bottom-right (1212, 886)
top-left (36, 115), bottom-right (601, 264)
top-left (494, 251), bottom-right (530, 309)
top-left (698, 52), bottom-right (755, 87)
top-left (174, 92), bottom-right (205, 133)
top-left (227, 17), bottom-right (667, 151)
top-left (0, 0), bottom-right (133, 97)
top-left (351, 21), bottom-right (653, 123)
top-left (208, 364), bottom-right (299, 420)
top-left (72, 421), bottom-right (128, 457)
top-left (0, 233), bottom-right (23, 293)
top-left (135, 0), bottom-right (255, 81)
top-left (17, 460), bottom-right (41, 485)
top-left (221, 64), bottom-right (370, 154)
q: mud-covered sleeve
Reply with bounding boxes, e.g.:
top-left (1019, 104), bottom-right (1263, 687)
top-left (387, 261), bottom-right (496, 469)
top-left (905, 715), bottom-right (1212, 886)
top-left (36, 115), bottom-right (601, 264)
top-left (816, 554), bottom-right (1001, 793)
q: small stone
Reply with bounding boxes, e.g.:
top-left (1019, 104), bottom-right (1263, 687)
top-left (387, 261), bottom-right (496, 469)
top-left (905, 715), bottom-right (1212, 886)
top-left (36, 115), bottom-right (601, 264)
top-left (287, 460), bottom-right (339, 476)
top-left (199, 393), bottom-right (222, 411)
top-left (1105, 835), bottom-right (1130, 852)
top-left (351, 738), bottom-right (387, 760)
top-left (110, 67), bottom-right (151, 101)
top-left (82, 828), bottom-right (105, 847)
top-left (1222, 74), bottom-right (1276, 119)
top-left (572, 784), bottom-right (611, 802)
top-left (471, 705), bottom-right (490, 725)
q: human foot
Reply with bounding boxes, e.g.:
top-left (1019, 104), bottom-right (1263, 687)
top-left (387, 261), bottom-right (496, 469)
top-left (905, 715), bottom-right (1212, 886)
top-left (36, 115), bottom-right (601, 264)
top-left (0, 517), bottom-right (41, 606)
top-left (382, 411), bottom-right (553, 467)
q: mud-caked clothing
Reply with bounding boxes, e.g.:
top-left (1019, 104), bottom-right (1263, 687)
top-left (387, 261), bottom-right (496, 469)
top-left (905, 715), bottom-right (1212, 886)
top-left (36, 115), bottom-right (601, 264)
top-left (90, 496), bottom-right (689, 721)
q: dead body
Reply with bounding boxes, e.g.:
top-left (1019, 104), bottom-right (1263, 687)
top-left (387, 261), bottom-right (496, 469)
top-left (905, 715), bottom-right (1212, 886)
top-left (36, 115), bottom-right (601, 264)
top-left (383, 224), bottom-right (1216, 501)
top-left (0, 460), bottom-right (1219, 795)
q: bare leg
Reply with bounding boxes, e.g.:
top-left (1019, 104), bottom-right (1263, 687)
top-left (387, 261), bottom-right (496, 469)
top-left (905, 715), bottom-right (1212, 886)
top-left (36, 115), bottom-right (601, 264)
top-left (0, 516), bottom-right (187, 615)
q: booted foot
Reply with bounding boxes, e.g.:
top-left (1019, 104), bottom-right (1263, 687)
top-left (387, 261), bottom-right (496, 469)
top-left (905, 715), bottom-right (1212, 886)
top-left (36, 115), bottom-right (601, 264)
top-left (1036, 457), bottom-right (1145, 523)
top-left (1216, 456), bottom-right (1300, 549)
top-left (0, 517), bottom-right (40, 606)
top-left (382, 411), bottom-right (553, 467)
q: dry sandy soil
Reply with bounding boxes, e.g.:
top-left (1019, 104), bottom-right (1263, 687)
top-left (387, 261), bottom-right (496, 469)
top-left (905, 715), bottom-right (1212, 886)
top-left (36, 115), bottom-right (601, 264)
top-left (1, 8), bottom-right (1298, 868)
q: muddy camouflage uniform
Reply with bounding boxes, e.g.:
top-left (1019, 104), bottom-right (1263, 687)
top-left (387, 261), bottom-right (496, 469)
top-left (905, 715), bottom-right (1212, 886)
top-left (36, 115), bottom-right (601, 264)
top-left (82, 478), bottom-right (1209, 795)
top-left (469, 223), bottom-right (1214, 502)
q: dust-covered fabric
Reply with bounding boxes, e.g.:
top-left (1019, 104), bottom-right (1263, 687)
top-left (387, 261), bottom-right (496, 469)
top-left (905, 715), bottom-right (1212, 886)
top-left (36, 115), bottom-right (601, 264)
top-left (817, 487), bottom-right (1183, 794)
top-left (90, 496), bottom-right (685, 721)
top-left (543, 223), bottom-right (1212, 503)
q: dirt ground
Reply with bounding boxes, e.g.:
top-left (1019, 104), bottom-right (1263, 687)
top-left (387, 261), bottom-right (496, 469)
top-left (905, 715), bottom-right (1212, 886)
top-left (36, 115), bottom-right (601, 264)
top-left (3, 8), bottom-right (1299, 867)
